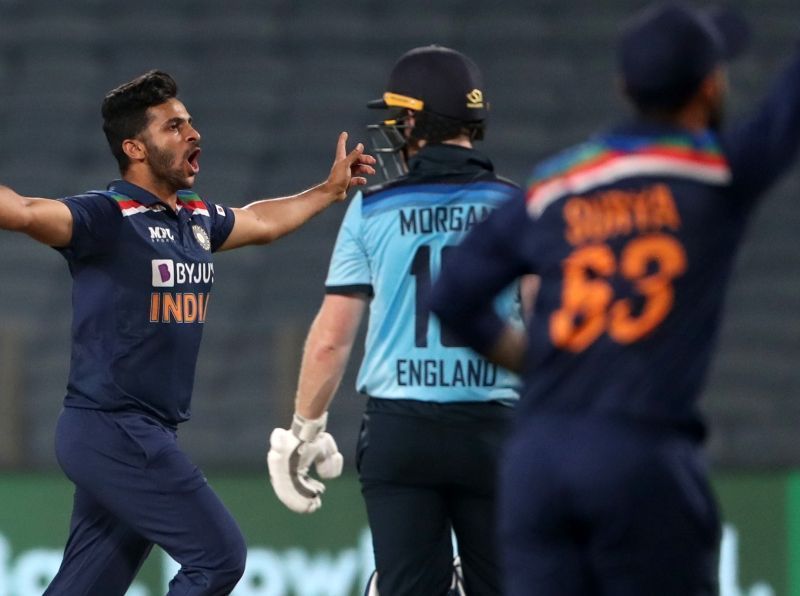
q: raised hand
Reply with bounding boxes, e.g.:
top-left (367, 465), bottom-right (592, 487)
top-left (325, 132), bottom-right (377, 201)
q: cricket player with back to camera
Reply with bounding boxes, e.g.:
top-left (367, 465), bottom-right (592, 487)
top-left (267, 45), bottom-right (532, 596)
top-left (431, 3), bottom-right (800, 595)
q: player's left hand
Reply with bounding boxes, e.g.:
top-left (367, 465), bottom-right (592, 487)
top-left (267, 412), bottom-right (344, 514)
top-left (325, 132), bottom-right (377, 201)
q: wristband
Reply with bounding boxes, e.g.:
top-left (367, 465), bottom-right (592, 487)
top-left (291, 412), bottom-right (328, 442)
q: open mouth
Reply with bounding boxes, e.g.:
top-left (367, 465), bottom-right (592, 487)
top-left (186, 148), bottom-right (201, 175)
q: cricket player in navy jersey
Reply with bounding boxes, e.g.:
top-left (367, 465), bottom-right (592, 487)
top-left (0, 70), bottom-right (375, 595)
top-left (431, 4), bottom-right (800, 595)
top-left (266, 46), bottom-right (526, 595)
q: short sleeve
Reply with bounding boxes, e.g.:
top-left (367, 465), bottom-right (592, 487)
top-left (58, 192), bottom-right (121, 260)
top-left (325, 192), bottom-right (372, 296)
top-left (205, 200), bottom-right (236, 253)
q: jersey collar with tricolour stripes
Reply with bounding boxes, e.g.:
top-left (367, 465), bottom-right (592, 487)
top-left (105, 179), bottom-right (209, 218)
top-left (525, 120), bottom-right (732, 218)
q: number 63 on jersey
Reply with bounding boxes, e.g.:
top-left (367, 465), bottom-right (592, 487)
top-left (550, 232), bottom-right (688, 352)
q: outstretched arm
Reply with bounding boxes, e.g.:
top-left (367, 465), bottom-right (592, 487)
top-left (0, 186), bottom-right (73, 247)
top-left (219, 132), bottom-right (376, 251)
top-left (724, 43), bottom-right (800, 202)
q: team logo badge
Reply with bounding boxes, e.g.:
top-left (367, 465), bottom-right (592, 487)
top-left (192, 224), bottom-right (211, 251)
top-left (466, 89), bottom-right (484, 109)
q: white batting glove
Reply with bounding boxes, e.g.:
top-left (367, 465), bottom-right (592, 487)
top-left (267, 412), bottom-right (343, 514)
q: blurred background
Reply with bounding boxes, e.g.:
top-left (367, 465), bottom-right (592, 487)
top-left (0, 0), bottom-right (797, 594)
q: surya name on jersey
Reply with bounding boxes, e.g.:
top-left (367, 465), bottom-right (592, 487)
top-left (396, 357), bottom-right (498, 388)
top-left (149, 259), bottom-right (214, 324)
top-left (562, 183), bottom-right (681, 246)
top-left (550, 183), bottom-right (689, 352)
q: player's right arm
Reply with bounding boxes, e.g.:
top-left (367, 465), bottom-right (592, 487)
top-left (266, 294), bottom-right (366, 514)
top-left (294, 293), bottom-right (368, 420)
top-left (268, 194), bottom-right (370, 514)
top-left (0, 186), bottom-right (73, 247)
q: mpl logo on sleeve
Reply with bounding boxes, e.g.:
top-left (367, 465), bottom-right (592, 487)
top-left (151, 259), bottom-right (175, 287)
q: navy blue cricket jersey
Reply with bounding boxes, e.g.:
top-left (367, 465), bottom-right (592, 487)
top-left (431, 47), bottom-right (800, 438)
top-left (57, 180), bottom-right (235, 426)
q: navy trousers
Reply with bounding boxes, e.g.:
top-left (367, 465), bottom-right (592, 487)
top-left (45, 407), bottom-right (246, 596)
top-left (357, 397), bottom-right (512, 596)
top-left (499, 414), bottom-right (720, 596)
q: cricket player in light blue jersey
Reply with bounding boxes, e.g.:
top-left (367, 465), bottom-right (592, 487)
top-left (268, 46), bottom-right (528, 595)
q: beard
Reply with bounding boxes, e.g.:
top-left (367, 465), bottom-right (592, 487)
top-left (144, 139), bottom-right (194, 191)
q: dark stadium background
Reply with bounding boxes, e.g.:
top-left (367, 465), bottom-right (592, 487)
top-left (0, 0), bottom-right (796, 475)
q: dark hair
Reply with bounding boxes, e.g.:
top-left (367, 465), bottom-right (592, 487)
top-left (624, 85), bottom-right (699, 118)
top-left (409, 111), bottom-right (485, 145)
top-left (101, 70), bottom-right (178, 173)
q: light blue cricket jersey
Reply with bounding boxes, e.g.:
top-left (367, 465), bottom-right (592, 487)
top-left (325, 145), bottom-right (523, 403)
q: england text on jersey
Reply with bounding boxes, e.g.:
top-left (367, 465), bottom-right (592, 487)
top-left (396, 358), bottom-right (498, 388)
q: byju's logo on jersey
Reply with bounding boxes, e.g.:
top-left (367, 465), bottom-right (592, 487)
top-left (149, 259), bottom-right (215, 324)
top-left (148, 226), bottom-right (175, 243)
top-left (151, 259), bottom-right (215, 288)
top-left (152, 259), bottom-right (175, 287)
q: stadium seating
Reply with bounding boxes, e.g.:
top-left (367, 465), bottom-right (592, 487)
top-left (0, 0), bottom-right (797, 469)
